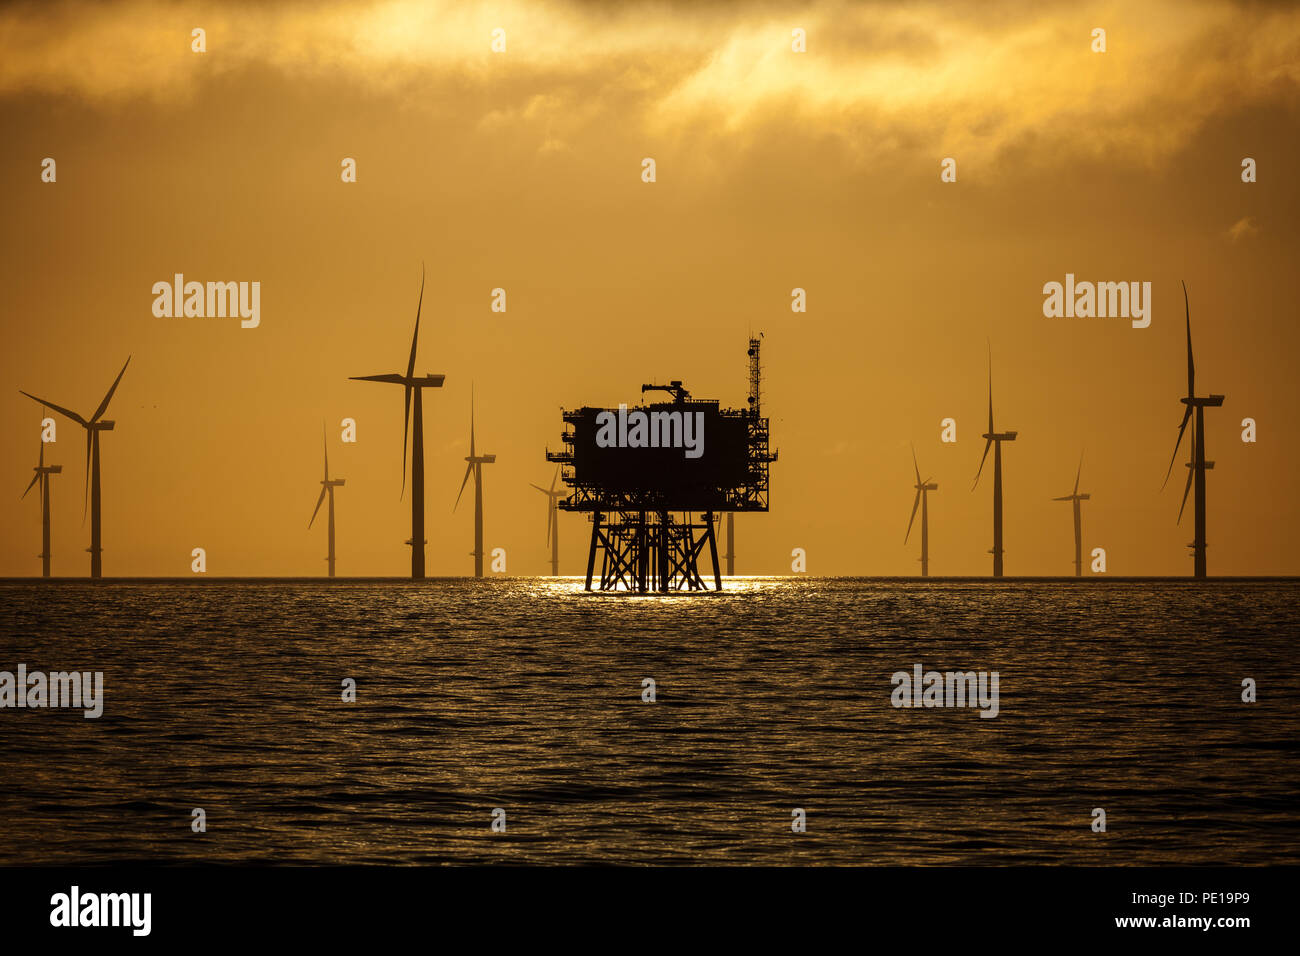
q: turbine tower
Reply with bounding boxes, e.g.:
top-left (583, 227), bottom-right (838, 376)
top-left (531, 467), bottom-right (564, 576)
top-left (972, 347), bottom-right (1017, 577)
top-left (1052, 454), bottom-right (1090, 577)
top-left (20, 357), bottom-right (131, 578)
top-left (1162, 281), bottom-right (1224, 578)
top-left (905, 444), bottom-right (938, 577)
top-left (21, 422), bottom-right (62, 578)
top-left (454, 391), bottom-right (496, 577)
top-left (723, 513), bottom-right (735, 576)
top-left (349, 267), bottom-right (445, 579)
top-left (309, 427), bottom-right (345, 577)
top-left (1178, 427), bottom-right (1214, 561)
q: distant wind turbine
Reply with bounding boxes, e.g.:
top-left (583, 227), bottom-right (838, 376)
top-left (349, 266), bottom-right (445, 579)
top-left (21, 417), bottom-right (62, 578)
top-left (906, 444), bottom-right (938, 577)
top-left (20, 356), bottom-right (131, 578)
top-left (1052, 454), bottom-right (1090, 577)
top-left (454, 389), bottom-right (496, 577)
top-left (972, 346), bottom-right (1018, 577)
top-left (531, 467), bottom-right (564, 576)
top-left (1162, 281), bottom-right (1224, 578)
top-left (309, 425), bottom-right (345, 577)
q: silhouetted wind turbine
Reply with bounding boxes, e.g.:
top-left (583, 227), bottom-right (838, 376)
top-left (21, 419), bottom-right (62, 578)
top-left (906, 444), bottom-right (938, 577)
top-left (972, 347), bottom-right (1017, 577)
top-left (1052, 453), bottom-right (1090, 577)
top-left (1162, 281), bottom-right (1224, 578)
top-left (531, 467), bottom-right (564, 576)
top-left (309, 426), bottom-right (345, 577)
top-left (20, 357), bottom-right (131, 578)
top-left (349, 267), bottom-right (445, 579)
top-left (454, 390), bottom-right (496, 577)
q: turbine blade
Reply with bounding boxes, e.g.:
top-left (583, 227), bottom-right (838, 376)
top-left (469, 386), bottom-right (476, 459)
top-left (1073, 452), bottom-right (1083, 496)
top-left (21, 471), bottom-right (40, 499)
top-left (911, 443), bottom-right (921, 485)
top-left (1178, 449), bottom-right (1195, 524)
top-left (454, 462), bottom-right (472, 511)
top-left (905, 489), bottom-right (921, 543)
top-left (406, 264), bottom-right (425, 381)
top-left (1162, 406), bottom-right (1193, 488)
top-left (309, 486), bottom-right (327, 528)
top-left (529, 483), bottom-right (548, 494)
top-left (82, 429), bottom-right (91, 525)
top-left (349, 373), bottom-right (406, 383)
top-left (987, 342), bottom-right (995, 435)
top-left (550, 465), bottom-right (559, 493)
top-left (90, 356), bottom-right (131, 423)
top-left (546, 501), bottom-right (552, 548)
top-left (401, 384), bottom-right (411, 500)
top-left (19, 391), bottom-right (87, 427)
top-left (973, 438), bottom-right (992, 490)
top-left (1182, 280), bottom-right (1194, 398)
top-left (322, 423), bottom-right (329, 481)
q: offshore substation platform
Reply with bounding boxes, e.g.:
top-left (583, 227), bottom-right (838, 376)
top-left (546, 336), bottom-right (776, 592)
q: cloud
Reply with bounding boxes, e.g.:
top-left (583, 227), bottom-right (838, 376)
top-left (1226, 216), bottom-right (1260, 241)
top-left (2, 0), bottom-right (1298, 165)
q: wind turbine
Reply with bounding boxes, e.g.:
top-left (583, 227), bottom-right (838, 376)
top-left (531, 467), bottom-right (564, 576)
top-left (905, 444), bottom-right (938, 577)
top-left (972, 347), bottom-right (1017, 577)
top-left (1052, 454), bottom-right (1090, 577)
top-left (349, 266), bottom-right (445, 579)
top-left (454, 390), bottom-right (496, 577)
top-left (20, 356), bottom-right (131, 578)
top-left (309, 426), bottom-right (345, 577)
top-left (1162, 281), bottom-right (1224, 578)
top-left (21, 419), bottom-right (62, 578)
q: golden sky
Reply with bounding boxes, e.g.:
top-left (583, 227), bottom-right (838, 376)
top-left (2, 0), bottom-right (1298, 576)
